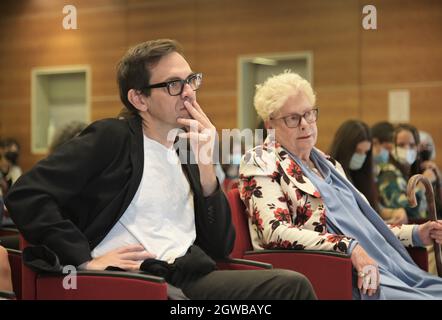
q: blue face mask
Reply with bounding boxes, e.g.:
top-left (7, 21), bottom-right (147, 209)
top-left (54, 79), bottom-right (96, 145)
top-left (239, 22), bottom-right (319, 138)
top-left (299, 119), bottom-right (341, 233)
top-left (373, 148), bottom-right (389, 164)
top-left (349, 153), bottom-right (367, 170)
top-left (231, 153), bottom-right (242, 165)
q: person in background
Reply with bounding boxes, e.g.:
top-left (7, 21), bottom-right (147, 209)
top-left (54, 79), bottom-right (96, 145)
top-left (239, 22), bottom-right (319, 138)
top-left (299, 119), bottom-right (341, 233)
top-left (419, 131), bottom-right (442, 217)
top-left (48, 121), bottom-right (88, 154)
top-left (0, 139), bottom-right (22, 186)
top-left (0, 138), bottom-right (22, 230)
top-left (329, 120), bottom-right (376, 208)
top-left (377, 124), bottom-right (430, 222)
top-left (371, 121), bottom-right (395, 170)
top-left (329, 120), bottom-right (407, 224)
top-left (0, 138), bottom-right (22, 196)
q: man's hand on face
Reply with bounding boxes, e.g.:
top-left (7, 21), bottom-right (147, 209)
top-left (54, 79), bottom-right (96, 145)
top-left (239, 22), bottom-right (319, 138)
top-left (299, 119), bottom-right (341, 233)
top-left (176, 99), bottom-right (216, 164)
top-left (81, 244), bottom-right (155, 271)
top-left (177, 99), bottom-right (218, 196)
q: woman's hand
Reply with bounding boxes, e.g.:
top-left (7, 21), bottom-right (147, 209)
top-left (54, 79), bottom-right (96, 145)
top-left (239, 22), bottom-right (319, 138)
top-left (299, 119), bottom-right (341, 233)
top-left (82, 244), bottom-right (155, 271)
top-left (418, 220), bottom-right (442, 246)
top-left (351, 244), bottom-right (380, 297)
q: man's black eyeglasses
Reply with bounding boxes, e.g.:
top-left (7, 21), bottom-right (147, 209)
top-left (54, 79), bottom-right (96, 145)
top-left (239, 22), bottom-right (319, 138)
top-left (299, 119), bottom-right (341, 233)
top-left (145, 73), bottom-right (203, 96)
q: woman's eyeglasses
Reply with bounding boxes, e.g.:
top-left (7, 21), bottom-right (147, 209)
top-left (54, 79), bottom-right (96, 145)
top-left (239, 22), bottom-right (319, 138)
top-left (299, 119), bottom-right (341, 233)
top-left (270, 108), bottom-right (319, 128)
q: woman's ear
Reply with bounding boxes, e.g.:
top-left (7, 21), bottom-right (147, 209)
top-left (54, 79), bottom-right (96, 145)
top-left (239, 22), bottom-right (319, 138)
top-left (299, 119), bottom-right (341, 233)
top-left (264, 120), bottom-right (272, 130)
top-left (127, 89), bottom-right (149, 112)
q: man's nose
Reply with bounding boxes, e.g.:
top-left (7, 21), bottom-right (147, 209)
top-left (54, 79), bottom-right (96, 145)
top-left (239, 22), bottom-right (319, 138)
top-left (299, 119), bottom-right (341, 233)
top-left (181, 82), bottom-right (195, 99)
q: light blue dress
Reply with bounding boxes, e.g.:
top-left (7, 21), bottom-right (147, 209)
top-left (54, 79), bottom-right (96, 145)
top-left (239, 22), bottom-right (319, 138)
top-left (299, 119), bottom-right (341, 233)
top-left (291, 148), bottom-right (442, 299)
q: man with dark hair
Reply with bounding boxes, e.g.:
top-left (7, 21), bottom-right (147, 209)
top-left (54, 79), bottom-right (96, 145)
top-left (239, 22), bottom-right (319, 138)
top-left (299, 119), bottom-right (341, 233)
top-left (5, 39), bottom-right (315, 299)
top-left (371, 121), bottom-right (394, 165)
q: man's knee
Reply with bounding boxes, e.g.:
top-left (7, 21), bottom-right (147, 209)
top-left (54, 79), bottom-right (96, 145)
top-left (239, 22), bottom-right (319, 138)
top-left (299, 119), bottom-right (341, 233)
top-left (272, 269), bottom-right (317, 300)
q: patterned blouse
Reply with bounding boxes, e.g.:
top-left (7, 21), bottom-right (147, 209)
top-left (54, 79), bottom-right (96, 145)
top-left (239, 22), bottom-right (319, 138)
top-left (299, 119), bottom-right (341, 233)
top-left (239, 139), bottom-right (416, 254)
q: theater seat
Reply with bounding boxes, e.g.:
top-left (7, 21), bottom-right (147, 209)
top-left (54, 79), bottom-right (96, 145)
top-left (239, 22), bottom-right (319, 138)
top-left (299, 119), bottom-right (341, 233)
top-left (228, 188), bottom-right (353, 300)
top-left (7, 248), bottom-right (21, 300)
top-left (227, 188), bottom-right (430, 300)
top-left (19, 235), bottom-right (271, 300)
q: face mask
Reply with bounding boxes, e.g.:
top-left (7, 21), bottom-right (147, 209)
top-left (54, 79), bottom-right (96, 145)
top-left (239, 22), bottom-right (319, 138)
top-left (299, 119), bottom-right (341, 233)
top-left (349, 153), bottom-right (367, 170)
top-left (394, 147), bottom-right (417, 165)
top-left (373, 148), bottom-right (389, 164)
top-left (4, 151), bottom-right (18, 165)
top-left (419, 149), bottom-right (432, 162)
top-left (231, 153), bottom-right (242, 165)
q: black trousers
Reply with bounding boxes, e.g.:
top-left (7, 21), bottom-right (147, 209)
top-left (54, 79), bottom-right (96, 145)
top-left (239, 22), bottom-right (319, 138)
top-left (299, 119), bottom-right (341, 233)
top-left (179, 268), bottom-right (317, 300)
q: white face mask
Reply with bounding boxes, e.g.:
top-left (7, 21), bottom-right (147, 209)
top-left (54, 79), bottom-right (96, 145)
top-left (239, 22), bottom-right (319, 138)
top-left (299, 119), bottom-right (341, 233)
top-left (349, 153), bottom-right (367, 170)
top-left (394, 146), bottom-right (417, 165)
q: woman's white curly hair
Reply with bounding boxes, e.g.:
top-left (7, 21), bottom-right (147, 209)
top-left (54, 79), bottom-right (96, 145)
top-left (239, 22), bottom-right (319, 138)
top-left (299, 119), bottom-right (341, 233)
top-left (254, 70), bottom-right (316, 120)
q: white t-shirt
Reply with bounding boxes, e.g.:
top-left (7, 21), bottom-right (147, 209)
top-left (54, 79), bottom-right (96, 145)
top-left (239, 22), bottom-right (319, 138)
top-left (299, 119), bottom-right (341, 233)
top-left (92, 135), bottom-right (196, 263)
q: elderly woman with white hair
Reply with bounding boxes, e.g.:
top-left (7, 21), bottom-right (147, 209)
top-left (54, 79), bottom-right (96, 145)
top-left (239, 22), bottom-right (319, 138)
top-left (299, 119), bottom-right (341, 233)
top-left (239, 71), bottom-right (442, 299)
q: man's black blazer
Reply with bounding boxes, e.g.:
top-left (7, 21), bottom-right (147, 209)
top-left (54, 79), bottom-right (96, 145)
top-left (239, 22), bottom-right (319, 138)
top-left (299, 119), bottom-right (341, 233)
top-left (5, 115), bottom-right (235, 267)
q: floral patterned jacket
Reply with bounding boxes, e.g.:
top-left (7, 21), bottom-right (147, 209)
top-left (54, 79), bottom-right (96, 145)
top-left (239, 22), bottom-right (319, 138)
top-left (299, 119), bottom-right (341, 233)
top-left (238, 139), bottom-right (416, 254)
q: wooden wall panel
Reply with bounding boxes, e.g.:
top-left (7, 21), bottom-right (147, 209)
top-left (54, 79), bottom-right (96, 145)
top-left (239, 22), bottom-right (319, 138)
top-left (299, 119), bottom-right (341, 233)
top-left (315, 87), bottom-right (360, 152)
top-left (0, 0), bottom-right (441, 172)
top-left (360, 0), bottom-right (442, 84)
top-left (0, 1), bottom-right (127, 171)
top-left (360, 0), bottom-right (442, 168)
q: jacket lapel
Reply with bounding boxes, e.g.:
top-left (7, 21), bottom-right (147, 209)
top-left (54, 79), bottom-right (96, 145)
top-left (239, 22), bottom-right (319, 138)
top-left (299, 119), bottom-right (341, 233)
top-left (120, 115), bottom-right (145, 214)
top-left (275, 144), bottom-right (321, 198)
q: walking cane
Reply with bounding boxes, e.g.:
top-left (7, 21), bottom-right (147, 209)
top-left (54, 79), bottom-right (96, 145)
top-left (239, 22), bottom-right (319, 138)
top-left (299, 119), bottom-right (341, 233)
top-left (407, 174), bottom-right (442, 277)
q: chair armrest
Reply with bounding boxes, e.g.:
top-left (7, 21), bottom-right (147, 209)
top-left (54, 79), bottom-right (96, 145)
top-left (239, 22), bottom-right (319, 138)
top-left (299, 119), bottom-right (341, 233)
top-left (35, 270), bottom-right (168, 300)
top-left (217, 257), bottom-right (272, 270)
top-left (6, 248), bottom-right (21, 300)
top-left (0, 227), bottom-right (19, 237)
top-left (243, 249), bottom-right (353, 300)
top-left (246, 249), bottom-right (350, 258)
top-left (407, 246), bottom-right (428, 271)
top-left (0, 290), bottom-right (16, 300)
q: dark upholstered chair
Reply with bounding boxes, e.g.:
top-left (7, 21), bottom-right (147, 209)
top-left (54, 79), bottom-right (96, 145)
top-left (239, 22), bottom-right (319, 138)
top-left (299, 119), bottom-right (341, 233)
top-left (227, 188), bottom-right (429, 300)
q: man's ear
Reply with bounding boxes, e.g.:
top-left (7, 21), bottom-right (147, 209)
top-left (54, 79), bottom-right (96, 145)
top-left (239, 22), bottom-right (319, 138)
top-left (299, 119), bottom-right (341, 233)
top-left (127, 89), bottom-right (149, 112)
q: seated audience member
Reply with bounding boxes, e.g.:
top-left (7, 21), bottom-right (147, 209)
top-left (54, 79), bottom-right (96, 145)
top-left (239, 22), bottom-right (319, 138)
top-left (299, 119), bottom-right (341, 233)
top-left (5, 39), bottom-right (316, 300)
top-left (419, 131), bottom-right (442, 217)
top-left (0, 138), bottom-right (22, 190)
top-left (48, 121), bottom-right (88, 153)
top-left (0, 245), bottom-right (13, 294)
top-left (0, 138), bottom-right (22, 244)
top-left (377, 124), bottom-right (430, 221)
top-left (419, 131), bottom-right (436, 162)
top-left (329, 120), bottom-right (407, 224)
top-left (371, 121), bottom-right (395, 171)
top-left (239, 71), bottom-right (442, 299)
top-left (329, 120), bottom-right (376, 207)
